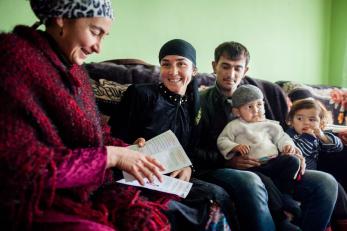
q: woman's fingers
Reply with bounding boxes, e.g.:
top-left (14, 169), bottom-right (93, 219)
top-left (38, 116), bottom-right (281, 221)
top-left (107, 146), bottom-right (165, 185)
top-left (171, 166), bottom-right (193, 181)
top-left (170, 170), bottom-right (180, 178)
top-left (134, 137), bottom-right (146, 147)
top-left (129, 160), bottom-right (155, 185)
top-left (134, 156), bottom-right (164, 183)
top-left (178, 173), bottom-right (187, 181)
top-left (130, 165), bottom-right (145, 186)
top-left (146, 156), bottom-right (165, 171)
top-left (139, 166), bottom-right (155, 183)
top-left (141, 159), bottom-right (163, 182)
top-left (178, 167), bottom-right (192, 181)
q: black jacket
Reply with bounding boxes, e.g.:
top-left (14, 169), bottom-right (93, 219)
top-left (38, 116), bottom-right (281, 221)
top-left (108, 80), bottom-right (200, 154)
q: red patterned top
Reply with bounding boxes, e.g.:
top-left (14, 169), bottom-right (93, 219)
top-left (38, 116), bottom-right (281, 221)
top-left (0, 26), bottom-right (171, 230)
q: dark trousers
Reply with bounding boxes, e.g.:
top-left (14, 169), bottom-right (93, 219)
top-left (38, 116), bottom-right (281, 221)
top-left (250, 155), bottom-right (302, 228)
top-left (250, 155), bottom-right (301, 194)
top-left (333, 183), bottom-right (347, 219)
top-left (318, 146), bottom-right (347, 192)
top-left (255, 172), bottom-right (301, 227)
top-left (165, 177), bottom-right (238, 231)
top-left (317, 147), bottom-right (347, 221)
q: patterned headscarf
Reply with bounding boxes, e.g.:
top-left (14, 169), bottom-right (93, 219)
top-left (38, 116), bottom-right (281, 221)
top-left (30, 0), bottom-right (114, 24)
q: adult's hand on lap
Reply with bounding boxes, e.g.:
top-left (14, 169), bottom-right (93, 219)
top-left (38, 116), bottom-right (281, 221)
top-left (170, 166), bottom-right (192, 182)
top-left (225, 155), bottom-right (260, 169)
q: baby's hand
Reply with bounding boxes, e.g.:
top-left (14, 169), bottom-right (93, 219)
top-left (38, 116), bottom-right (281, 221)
top-left (312, 126), bottom-right (324, 138)
top-left (282, 144), bottom-right (296, 155)
top-left (302, 127), bottom-right (315, 137)
top-left (232, 144), bottom-right (250, 156)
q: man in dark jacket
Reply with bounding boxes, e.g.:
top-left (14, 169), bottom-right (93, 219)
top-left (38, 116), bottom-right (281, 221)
top-left (192, 41), bottom-right (338, 231)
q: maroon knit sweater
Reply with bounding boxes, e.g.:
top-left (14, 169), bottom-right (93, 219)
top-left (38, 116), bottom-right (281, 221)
top-left (0, 26), bottom-right (172, 230)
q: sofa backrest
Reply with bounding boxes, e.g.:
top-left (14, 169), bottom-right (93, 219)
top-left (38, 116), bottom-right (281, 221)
top-left (84, 59), bottom-right (215, 117)
top-left (84, 59), bottom-right (289, 128)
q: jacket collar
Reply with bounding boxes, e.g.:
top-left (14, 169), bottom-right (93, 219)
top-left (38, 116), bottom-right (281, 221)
top-left (212, 83), bottom-right (233, 104)
top-left (158, 83), bottom-right (188, 105)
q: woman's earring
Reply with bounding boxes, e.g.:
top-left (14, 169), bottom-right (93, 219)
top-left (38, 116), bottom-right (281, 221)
top-left (59, 27), bottom-right (64, 36)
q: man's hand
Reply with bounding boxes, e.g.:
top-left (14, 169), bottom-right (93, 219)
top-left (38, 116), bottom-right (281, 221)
top-left (232, 144), bottom-right (250, 156)
top-left (293, 148), bottom-right (306, 175)
top-left (170, 166), bottom-right (192, 182)
top-left (225, 155), bottom-right (261, 169)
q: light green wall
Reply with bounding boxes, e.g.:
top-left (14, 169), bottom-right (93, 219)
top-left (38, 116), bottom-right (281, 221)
top-left (0, 0), bottom-right (342, 86)
top-left (329, 0), bottom-right (347, 87)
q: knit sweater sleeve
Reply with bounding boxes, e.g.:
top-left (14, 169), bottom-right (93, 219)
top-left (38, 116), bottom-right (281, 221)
top-left (217, 121), bottom-right (240, 159)
top-left (47, 147), bottom-right (108, 188)
top-left (320, 131), bottom-right (344, 153)
top-left (286, 128), bottom-right (317, 157)
top-left (0, 103), bottom-right (108, 189)
top-left (271, 123), bottom-right (295, 152)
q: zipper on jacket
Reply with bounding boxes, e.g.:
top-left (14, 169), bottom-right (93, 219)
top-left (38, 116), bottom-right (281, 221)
top-left (173, 96), bottom-right (183, 132)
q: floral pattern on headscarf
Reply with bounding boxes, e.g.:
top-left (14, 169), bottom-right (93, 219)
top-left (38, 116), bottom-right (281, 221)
top-left (30, 0), bottom-right (114, 24)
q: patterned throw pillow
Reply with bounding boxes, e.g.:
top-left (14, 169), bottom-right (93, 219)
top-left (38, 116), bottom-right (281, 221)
top-left (91, 78), bottom-right (130, 104)
top-left (90, 78), bottom-right (131, 124)
top-left (276, 81), bottom-right (347, 125)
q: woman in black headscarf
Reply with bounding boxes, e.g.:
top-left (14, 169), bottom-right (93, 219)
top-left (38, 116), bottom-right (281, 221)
top-left (109, 39), bottom-right (236, 230)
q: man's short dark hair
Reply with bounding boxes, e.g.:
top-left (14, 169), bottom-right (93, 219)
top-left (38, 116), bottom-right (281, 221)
top-left (214, 41), bottom-right (250, 66)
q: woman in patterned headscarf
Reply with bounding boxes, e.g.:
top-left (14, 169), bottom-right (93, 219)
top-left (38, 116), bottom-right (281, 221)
top-left (0, 1), bottom-right (173, 230)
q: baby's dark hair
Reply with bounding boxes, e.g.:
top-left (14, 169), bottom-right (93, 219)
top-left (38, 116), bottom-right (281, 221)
top-left (214, 41), bottom-right (250, 65)
top-left (287, 98), bottom-right (332, 129)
